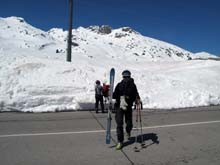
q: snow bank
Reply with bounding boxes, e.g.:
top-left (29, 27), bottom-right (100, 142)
top-left (0, 16), bottom-right (220, 112)
top-left (0, 53), bottom-right (220, 112)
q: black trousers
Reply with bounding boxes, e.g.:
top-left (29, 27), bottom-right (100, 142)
top-left (115, 106), bottom-right (133, 143)
top-left (95, 95), bottom-right (104, 112)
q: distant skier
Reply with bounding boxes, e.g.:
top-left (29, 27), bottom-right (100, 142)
top-left (103, 82), bottom-right (110, 109)
top-left (95, 80), bottom-right (104, 113)
top-left (113, 70), bottom-right (140, 150)
top-left (103, 82), bottom-right (110, 98)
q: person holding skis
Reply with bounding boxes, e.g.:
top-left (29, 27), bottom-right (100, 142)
top-left (95, 80), bottom-right (105, 113)
top-left (113, 70), bottom-right (140, 150)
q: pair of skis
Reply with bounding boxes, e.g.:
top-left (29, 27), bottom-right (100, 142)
top-left (106, 68), bottom-right (115, 144)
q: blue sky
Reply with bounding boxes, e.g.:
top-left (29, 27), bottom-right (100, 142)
top-left (0, 0), bottom-right (220, 55)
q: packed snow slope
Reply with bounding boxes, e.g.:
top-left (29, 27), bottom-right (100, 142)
top-left (0, 16), bottom-right (220, 112)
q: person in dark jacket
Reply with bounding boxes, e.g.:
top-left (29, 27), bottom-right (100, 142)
top-left (113, 70), bottom-right (140, 150)
top-left (95, 80), bottom-right (104, 113)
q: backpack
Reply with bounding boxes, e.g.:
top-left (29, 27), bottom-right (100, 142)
top-left (103, 84), bottom-right (110, 97)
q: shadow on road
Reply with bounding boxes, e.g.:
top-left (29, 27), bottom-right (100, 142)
top-left (110, 133), bottom-right (159, 150)
top-left (123, 133), bottom-right (159, 148)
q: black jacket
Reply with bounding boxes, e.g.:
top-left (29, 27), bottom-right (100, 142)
top-left (113, 78), bottom-right (139, 107)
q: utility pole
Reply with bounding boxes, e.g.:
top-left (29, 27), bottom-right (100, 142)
top-left (67, 0), bottom-right (73, 62)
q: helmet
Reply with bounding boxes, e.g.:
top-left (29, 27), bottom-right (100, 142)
top-left (122, 70), bottom-right (131, 77)
top-left (96, 80), bottom-right (100, 84)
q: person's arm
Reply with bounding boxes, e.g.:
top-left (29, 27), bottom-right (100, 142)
top-left (134, 84), bottom-right (140, 101)
top-left (113, 83), bottom-right (121, 107)
top-left (113, 84), bottom-right (119, 99)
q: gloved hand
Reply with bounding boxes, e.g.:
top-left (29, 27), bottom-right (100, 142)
top-left (120, 96), bottom-right (128, 110)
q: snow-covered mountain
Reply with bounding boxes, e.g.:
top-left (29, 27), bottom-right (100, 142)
top-left (0, 16), bottom-right (195, 62)
top-left (0, 16), bottom-right (220, 112)
top-left (193, 52), bottom-right (219, 60)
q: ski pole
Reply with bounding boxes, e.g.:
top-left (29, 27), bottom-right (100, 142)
top-left (134, 102), bottom-right (140, 152)
top-left (138, 100), bottom-right (145, 147)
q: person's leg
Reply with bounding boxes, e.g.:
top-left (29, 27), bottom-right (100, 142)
top-left (95, 96), bottom-right (99, 113)
top-left (100, 96), bottom-right (104, 113)
top-left (125, 106), bottom-right (133, 135)
top-left (104, 97), bottom-right (107, 110)
top-left (115, 108), bottom-right (124, 143)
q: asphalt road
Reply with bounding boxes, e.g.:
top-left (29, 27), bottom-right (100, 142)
top-left (0, 106), bottom-right (220, 165)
